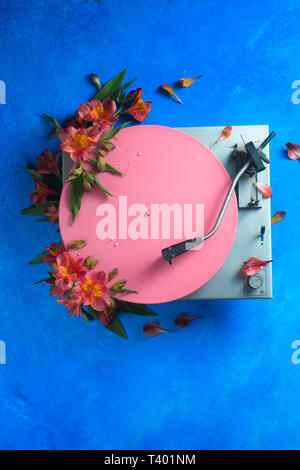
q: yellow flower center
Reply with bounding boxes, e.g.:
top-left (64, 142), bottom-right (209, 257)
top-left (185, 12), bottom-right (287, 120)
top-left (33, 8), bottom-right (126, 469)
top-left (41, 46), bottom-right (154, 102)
top-left (134, 99), bottom-right (147, 112)
top-left (74, 133), bottom-right (91, 149)
top-left (93, 104), bottom-right (105, 120)
top-left (81, 279), bottom-right (102, 297)
top-left (60, 266), bottom-right (68, 277)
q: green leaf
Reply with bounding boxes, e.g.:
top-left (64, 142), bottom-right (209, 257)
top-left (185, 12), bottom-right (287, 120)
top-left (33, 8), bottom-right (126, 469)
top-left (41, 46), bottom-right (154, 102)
top-left (66, 173), bottom-right (80, 182)
top-left (103, 122), bottom-right (130, 141)
top-left (115, 288), bottom-right (138, 294)
top-left (34, 278), bottom-right (50, 285)
top-left (94, 69), bottom-right (127, 101)
top-left (69, 174), bottom-right (83, 223)
top-left (85, 305), bottom-right (128, 339)
top-left (116, 301), bottom-right (158, 316)
top-left (18, 166), bottom-right (43, 181)
top-left (29, 250), bottom-right (49, 264)
top-left (81, 307), bottom-right (96, 322)
top-left (85, 305), bottom-right (99, 319)
top-left (103, 163), bottom-right (122, 176)
top-left (94, 175), bottom-right (114, 197)
top-left (106, 316), bottom-right (128, 339)
top-left (121, 78), bottom-right (137, 93)
top-left (21, 201), bottom-right (57, 216)
top-left (41, 113), bottom-right (61, 129)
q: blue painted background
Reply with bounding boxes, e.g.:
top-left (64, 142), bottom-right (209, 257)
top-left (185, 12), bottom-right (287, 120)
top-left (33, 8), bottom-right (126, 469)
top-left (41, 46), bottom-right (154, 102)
top-left (0, 0), bottom-right (299, 450)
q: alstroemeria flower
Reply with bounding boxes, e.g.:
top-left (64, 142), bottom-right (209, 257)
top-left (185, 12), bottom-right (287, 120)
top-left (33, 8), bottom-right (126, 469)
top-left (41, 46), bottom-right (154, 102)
top-left (72, 271), bottom-right (110, 312)
top-left (30, 179), bottom-right (59, 206)
top-left (122, 88), bottom-right (152, 122)
top-left (57, 296), bottom-right (82, 318)
top-left (63, 110), bottom-right (85, 129)
top-left (36, 149), bottom-right (60, 177)
top-left (77, 98), bottom-right (118, 130)
top-left (44, 242), bottom-right (65, 264)
top-left (58, 126), bottom-right (103, 163)
top-left (55, 252), bottom-right (87, 293)
top-left (44, 204), bottom-right (59, 224)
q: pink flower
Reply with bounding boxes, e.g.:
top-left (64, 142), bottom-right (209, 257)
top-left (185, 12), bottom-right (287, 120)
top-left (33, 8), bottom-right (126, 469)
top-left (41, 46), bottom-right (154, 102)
top-left (72, 270), bottom-right (110, 312)
top-left (122, 88), bottom-right (152, 122)
top-left (30, 179), bottom-right (59, 206)
top-left (77, 98), bottom-right (118, 130)
top-left (55, 252), bottom-right (87, 293)
top-left (36, 149), bottom-right (60, 177)
top-left (44, 242), bottom-right (65, 264)
top-left (44, 204), bottom-right (59, 224)
top-left (57, 296), bottom-right (82, 318)
top-left (58, 126), bottom-right (103, 163)
top-left (63, 110), bottom-right (85, 129)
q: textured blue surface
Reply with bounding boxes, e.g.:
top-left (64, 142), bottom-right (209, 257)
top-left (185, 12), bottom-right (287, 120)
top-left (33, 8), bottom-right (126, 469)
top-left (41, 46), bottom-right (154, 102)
top-left (0, 0), bottom-right (300, 450)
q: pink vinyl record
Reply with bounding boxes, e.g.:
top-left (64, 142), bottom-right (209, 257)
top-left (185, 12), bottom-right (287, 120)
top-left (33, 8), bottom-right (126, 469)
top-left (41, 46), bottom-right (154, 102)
top-left (59, 125), bottom-right (238, 304)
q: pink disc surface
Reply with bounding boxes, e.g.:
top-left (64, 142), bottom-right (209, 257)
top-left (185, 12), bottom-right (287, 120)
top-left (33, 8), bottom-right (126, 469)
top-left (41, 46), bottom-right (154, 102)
top-left (59, 125), bottom-right (238, 304)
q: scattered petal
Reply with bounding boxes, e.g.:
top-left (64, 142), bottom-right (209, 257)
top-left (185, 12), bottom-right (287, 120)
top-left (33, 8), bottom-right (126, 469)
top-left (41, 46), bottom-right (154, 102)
top-left (215, 125), bottom-right (232, 144)
top-left (160, 84), bottom-right (182, 104)
top-left (254, 182), bottom-right (272, 198)
top-left (143, 322), bottom-right (168, 337)
top-left (286, 142), bottom-right (300, 160)
top-left (271, 210), bottom-right (286, 225)
top-left (179, 75), bottom-right (202, 87)
top-left (241, 257), bottom-right (272, 276)
top-left (174, 313), bottom-right (199, 328)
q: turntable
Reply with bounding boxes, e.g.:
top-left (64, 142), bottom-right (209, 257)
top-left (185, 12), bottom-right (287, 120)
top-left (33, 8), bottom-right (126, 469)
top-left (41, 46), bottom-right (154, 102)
top-left (60, 124), bottom-right (273, 303)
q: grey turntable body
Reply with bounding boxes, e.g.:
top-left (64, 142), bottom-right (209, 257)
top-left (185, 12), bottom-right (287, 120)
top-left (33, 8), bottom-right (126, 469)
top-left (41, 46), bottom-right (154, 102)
top-left (62, 125), bottom-right (273, 300)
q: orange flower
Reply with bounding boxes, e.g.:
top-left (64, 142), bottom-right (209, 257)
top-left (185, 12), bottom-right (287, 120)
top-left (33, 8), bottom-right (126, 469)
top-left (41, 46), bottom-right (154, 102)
top-left (58, 126), bottom-right (103, 163)
top-left (36, 149), bottom-right (60, 177)
top-left (30, 179), bottom-right (59, 206)
top-left (44, 242), bottom-right (65, 264)
top-left (57, 296), bottom-right (82, 318)
top-left (44, 204), bottom-right (59, 224)
top-left (77, 98), bottom-right (118, 130)
top-left (122, 88), bottom-right (152, 122)
top-left (72, 271), bottom-right (110, 312)
top-left (55, 253), bottom-right (87, 293)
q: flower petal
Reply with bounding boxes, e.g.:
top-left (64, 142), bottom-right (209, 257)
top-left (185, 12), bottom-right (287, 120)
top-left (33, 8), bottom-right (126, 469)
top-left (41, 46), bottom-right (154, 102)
top-left (143, 322), bottom-right (168, 337)
top-left (271, 210), bottom-right (286, 225)
top-left (174, 313), bottom-right (199, 328)
top-left (241, 257), bottom-right (272, 276)
top-left (160, 84), bottom-right (182, 104)
top-left (215, 125), bottom-right (232, 144)
top-left (286, 142), bottom-right (300, 160)
top-left (179, 75), bottom-right (202, 87)
top-left (254, 182), bottom-right (272, 198)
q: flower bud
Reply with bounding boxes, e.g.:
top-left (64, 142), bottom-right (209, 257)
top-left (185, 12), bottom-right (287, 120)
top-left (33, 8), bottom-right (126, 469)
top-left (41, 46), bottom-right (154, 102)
top-left (102, 141), bottom-right (116, 152)
top-left (85, 170), bottom-right (95, 183)
top-left (97, 155), bottom-right (105, 170)
top-left (110, 279), bottom-right (127, 292)
top-left (69, 239), bottom-right (86, 250)
top-left (83, 256), bottom-right (92, 268)
top-left (83, 180), bottom-right (93, 192)
top-left (89, 260), bottom-right (98, 269)
top-left (73, 162), bottom-right (83, 177)
top-left (90, 73), bottom-right (101, 89)
top-left (48, 128), bottom-right (60, 138)
top-left (108, 267), bottom-right (118, 281)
